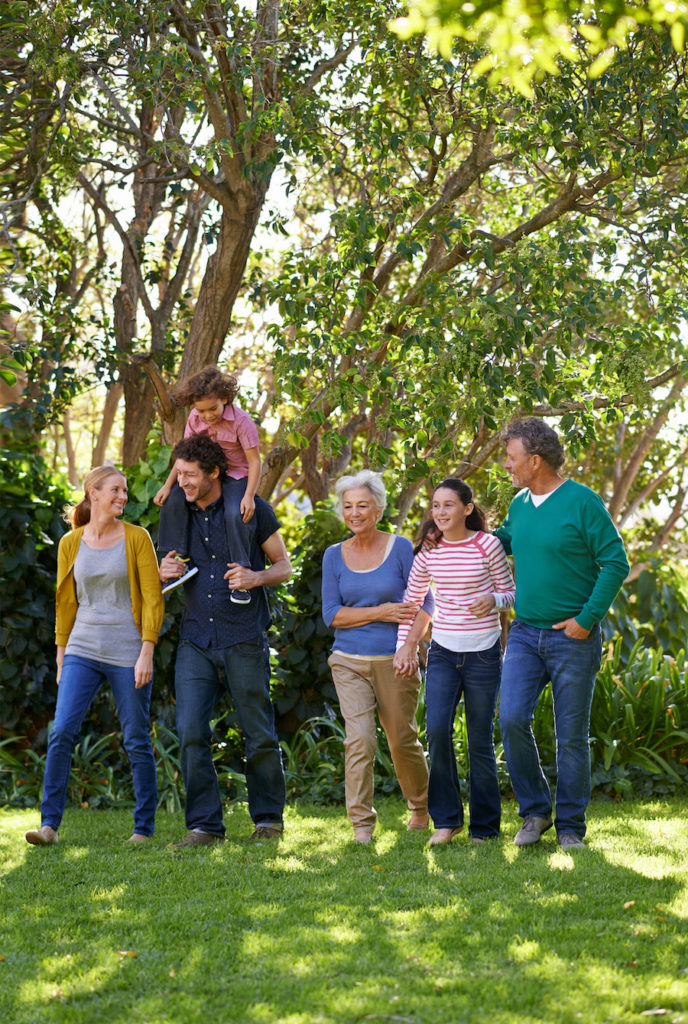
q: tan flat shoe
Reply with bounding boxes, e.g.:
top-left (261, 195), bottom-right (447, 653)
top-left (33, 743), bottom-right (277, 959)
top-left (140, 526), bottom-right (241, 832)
top-left (25, 826), bottom-right (58, 846)
top-left (408, 811), bottom-right (430, 831)
top-left (428, 827), bottom-right (463, 846)
top-left (127, 833), bottom-right (150, 844)
top-left (353, 828), bottom-right (374, 845)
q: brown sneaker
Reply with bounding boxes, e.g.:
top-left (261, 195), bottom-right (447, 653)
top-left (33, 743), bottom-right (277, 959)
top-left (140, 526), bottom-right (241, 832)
top-left (248, 826), bottom-right (283, 841)
top-left (167, 832), bottom-right (224, 849)
top-left (25, 826), bottom-right (58, 846)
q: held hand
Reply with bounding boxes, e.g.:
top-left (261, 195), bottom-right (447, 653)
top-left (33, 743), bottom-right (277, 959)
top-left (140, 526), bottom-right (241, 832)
top-left (468, 594), bottom-right (496, 618)
top-left (153, 485), bottom-right (171, 507)
top-left (240, 495), bottom-right (256, 523)
top-left (379, 601), bottom-right (420, 624)
top-left (225, 562), bottom-right (260, 591)
top-left (134, 652), bottom-right (153, 689)
top-left (552, 617), bottom-right (591, 639)
top-left (393, 645), bottom-right (419, 678)
top-left (159, 550), bottom-right (188, 583)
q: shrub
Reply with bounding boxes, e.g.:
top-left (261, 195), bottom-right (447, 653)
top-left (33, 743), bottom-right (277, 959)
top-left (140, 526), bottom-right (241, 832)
top-left (0, 447), bottom-right (69, 743)
top-left (589, 638), bottom-right (688, 794)
top-left (270, 505), bottom-right (346, 730)
top-left (604, 562), bottom-right (688, 659)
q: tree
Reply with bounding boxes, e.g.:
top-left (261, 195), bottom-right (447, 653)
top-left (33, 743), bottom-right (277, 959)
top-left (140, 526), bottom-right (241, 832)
top-left (3, 3), bottom-right (688, 569)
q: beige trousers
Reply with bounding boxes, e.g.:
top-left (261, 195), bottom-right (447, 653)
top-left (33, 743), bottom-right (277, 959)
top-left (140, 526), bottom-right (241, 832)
top-left (328, 652), bottom-right (429, 830)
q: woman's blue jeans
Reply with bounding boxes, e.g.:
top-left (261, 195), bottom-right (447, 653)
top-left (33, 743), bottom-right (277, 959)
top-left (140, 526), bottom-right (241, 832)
top-left (425, 639), bottom-right (502, 838)
top-left (41, 654), bottom-right (157, 836)
top-left (499, 621), bottom-right (603, 838)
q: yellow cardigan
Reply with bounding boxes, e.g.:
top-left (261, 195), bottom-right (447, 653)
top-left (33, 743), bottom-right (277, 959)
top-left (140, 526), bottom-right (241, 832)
top-left (55, 522), bottom-right (165, 647)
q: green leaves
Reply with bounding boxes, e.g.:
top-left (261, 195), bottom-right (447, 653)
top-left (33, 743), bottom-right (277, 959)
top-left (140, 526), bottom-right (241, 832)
top-left (0, 448), bottom-right (70, 738)
top-left (390, 1), bottom-right (688, 96)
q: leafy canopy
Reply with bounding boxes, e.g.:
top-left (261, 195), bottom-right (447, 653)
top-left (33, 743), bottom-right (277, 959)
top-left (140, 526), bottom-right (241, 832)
top-left (390, 1), bottom-right (688, 95)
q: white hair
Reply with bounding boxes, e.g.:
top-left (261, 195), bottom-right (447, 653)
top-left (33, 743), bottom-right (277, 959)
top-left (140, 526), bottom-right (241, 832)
top-left (334, 470), bottom-right (387, 519)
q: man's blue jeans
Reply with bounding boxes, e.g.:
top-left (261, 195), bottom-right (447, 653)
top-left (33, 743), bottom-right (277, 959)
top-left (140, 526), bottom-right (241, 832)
top-left (174, 638), bottom-right (285, 836)
top-left (41, 654), bottom-right (157, 835)
top-left (425, 639), bottom-right (502, 838)
top-left (499, 621), bottom-right (603, 838)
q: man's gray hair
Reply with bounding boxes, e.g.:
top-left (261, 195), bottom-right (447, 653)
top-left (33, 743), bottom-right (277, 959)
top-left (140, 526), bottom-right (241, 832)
top-left (502, 417), bottom-right (565, 470)
top-left (334, 470), bottom-right (387, 518)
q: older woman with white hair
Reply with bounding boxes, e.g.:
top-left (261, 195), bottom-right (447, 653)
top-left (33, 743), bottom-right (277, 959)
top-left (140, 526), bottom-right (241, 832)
top-left (321, 470), bottom-right (433, 844)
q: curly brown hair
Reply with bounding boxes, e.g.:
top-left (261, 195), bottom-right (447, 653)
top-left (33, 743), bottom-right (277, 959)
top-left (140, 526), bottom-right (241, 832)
top-left (172, 436), bottom-right (228, 478)
top-left (170, 365), bottom-right (239, 407)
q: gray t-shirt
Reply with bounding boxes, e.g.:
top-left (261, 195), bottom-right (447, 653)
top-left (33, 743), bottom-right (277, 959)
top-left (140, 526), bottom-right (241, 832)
top-left (65, 538), bottom-right (142, 667)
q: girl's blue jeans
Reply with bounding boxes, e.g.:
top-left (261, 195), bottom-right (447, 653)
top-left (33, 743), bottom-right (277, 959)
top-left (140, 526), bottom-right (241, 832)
top-left (40, 654), bottom-right (157, 836)
top-left (425, 638), bottom-right (502, 838)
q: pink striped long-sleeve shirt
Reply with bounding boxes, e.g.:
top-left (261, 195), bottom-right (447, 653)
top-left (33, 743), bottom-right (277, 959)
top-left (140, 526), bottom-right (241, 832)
top-left (398, 532), bottom-right (515, 653)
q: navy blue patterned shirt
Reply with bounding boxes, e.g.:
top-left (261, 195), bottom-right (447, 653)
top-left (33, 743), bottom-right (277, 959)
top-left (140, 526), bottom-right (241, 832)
top-left (179, 494), bottom-right (281, 649)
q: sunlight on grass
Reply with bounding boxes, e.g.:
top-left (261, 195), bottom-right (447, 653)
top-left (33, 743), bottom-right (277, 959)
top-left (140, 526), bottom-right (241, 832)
top-left (1, 798), bottom-right (687, 1024)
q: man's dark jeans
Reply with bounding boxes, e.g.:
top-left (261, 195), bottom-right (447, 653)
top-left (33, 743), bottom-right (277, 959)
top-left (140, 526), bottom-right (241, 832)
top-left (499, 621), bottom-right (603, 838)
top-left (175, 638), bottom-right (285, 835)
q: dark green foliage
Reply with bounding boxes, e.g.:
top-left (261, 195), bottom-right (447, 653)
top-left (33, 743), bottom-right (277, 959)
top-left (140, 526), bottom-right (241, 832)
top-left (122, 437), bottom-right (180, 721)
top-left (270, 505), bottom-right (347, 729)
top-left (0, 448), bottom-right (69, 742)
top-left (589, 640), bottom-right (688, 791)
top-left (604, 563), bottom-right (688, 659)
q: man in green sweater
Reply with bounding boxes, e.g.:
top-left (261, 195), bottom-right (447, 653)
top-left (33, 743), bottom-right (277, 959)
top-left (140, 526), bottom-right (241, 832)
top-left (495, 418), bottom-right (629, 851)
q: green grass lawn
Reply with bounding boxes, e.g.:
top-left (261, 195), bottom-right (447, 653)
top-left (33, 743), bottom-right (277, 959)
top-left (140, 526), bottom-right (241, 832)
top-left (1, 797), bottom-right (686, 1024)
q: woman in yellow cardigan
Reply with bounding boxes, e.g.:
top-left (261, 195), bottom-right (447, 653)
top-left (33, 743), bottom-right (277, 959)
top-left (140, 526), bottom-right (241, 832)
top-left (25, 466), bottom-right (164, 847)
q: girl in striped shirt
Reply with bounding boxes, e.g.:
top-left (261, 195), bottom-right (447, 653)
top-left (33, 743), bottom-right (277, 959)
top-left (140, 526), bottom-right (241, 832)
top-left (394, 478), bottom-right (515, 845)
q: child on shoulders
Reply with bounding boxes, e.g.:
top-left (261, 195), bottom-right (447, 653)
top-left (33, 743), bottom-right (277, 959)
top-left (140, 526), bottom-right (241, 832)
top-left (154, 365), bottom-right (261, 603)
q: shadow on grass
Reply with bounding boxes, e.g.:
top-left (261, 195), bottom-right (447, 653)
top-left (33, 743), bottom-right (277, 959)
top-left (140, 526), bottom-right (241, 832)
top-left (0, 798), bottom-right (687, 1024)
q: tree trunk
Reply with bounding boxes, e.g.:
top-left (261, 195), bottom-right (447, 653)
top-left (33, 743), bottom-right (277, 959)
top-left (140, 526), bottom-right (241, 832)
top-left (92, 381), bottom-right (123, 468)
top-left (180, 198), bottom-right (266, 376)
top-left (62, 413), bottom-right (79, 486)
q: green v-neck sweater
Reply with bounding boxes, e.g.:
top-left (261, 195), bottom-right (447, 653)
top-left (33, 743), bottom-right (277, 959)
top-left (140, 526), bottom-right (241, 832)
top-left (494, 479), bottom-right (629, 631)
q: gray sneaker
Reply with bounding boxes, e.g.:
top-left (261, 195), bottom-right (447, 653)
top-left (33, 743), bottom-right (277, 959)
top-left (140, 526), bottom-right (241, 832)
top-left (514, 815), bottom-right (553, 847)
top-left (558, 832), bottom-right (585, 851)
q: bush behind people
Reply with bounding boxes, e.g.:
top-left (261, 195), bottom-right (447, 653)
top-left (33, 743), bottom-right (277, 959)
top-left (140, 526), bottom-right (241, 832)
top-left (1, 466), bottom-right (687, 806)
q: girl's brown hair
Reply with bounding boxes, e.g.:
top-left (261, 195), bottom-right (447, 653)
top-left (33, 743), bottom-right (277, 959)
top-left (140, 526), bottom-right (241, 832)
top-left (65, 465), bottom-right (127, 528)
top-left (170, 365), bottom-right (239, 407)
top-left (414, 478), bottom-right (487, 554)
